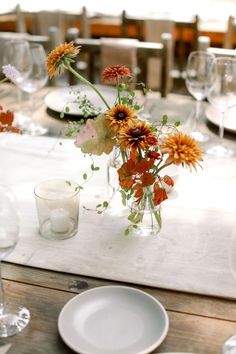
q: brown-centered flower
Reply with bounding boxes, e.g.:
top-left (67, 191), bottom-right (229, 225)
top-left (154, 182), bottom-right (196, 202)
top-left (162, 132), bottom-right (203, 170)
top-left (47, 42), bottom-right (81, 78)
top-left (102, 65), bottom-right (131, 82)
top-left (118, 121), bottom-right (158, 151)
top-left (106, 104), bottom-right (137, 133)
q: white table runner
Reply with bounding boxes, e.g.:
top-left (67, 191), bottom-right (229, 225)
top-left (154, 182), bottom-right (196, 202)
top-left (1, 133), bottom-right (236, 298)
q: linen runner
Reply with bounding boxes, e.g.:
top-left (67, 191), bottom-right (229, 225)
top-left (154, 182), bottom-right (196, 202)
top-left (1, 134), bottom-right (236, 298)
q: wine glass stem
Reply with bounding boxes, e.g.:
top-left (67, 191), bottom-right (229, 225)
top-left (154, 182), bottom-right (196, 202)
top-left (219, 110), bottom-right (225, 144)
top-left (194, 99), bottom-right (201, 131)
top-left (0, 261), bottom-right (5, 315)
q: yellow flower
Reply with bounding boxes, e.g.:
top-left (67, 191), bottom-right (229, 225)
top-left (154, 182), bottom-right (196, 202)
top-left (106, 104), bottom-right (137, 134)
top-left (47, 42), bottom-right (81, 78)
top-left (162, 132), bottom-right (203, 170)
top-left (118, 121), bottom-right (158, 151)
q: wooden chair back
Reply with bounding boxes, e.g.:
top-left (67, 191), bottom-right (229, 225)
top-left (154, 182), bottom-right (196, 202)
top-left (74, 34), bottom-right (173, 97)
top-left (223, 16), bottom-right (236, 49)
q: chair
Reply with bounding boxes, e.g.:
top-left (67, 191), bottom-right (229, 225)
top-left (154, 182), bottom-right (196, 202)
top-left (74, 35), bottom-right (173, 97)
top-left (144, 19), bottom-right (175, 91)
top-left (34, 11), bottom-right (65, 45)
top-left (207, 47), bottom-right (236, 58)
top-left (14, 4), bottom-right (27, 33)
top-left (197, 36), bottom-right (211, 51)
top-left (223, 16), bottom-right (236, 49)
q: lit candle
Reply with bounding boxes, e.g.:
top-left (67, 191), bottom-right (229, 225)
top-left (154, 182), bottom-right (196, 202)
top-left (50, 208), bottom-right (70, 233)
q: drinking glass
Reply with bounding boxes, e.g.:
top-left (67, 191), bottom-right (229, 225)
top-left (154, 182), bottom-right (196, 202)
top-left (0, 185), bottom-right (30, 337)
top-left (185, 51), bottom-right (215, 142)
top-left (17, 43), bottom-right (48, 136)
top-left (3, 41), bottom-right (48, 136)
top-left (206, 57), bottom-right (236, 157)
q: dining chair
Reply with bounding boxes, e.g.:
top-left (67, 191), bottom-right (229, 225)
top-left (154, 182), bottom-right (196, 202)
top-left (223, 15), bottom-right (236, 49)
top-left (207, 46), bottom-right (236, 58)
top-left (74, 35), bottom-right (173, 97)
top-left (197, 36), bottom-right (211, 51)
top-left (34, 11), bottom-right (65, 45)
top-left (144, 19), bottom-right (175, 91)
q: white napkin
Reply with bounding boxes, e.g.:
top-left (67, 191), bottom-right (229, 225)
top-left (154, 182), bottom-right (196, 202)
top-left (0, 344), bottom-right (12, 354)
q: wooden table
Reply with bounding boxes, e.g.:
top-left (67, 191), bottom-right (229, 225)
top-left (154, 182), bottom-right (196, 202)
top-left (2, 262), bottom-right (236, 354)
top-left (1, 84), bottom-right (236, 354)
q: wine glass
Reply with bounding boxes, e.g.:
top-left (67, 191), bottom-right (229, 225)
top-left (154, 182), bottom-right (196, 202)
top-left (3, 40), bottom-right (48, 136)
top-left (17, 43), bottom-right (48, 136)
top-left (206, 57), bottom-right (236, 157)
top-left (0, 185), bottom-right (30, 337)
top-left (185, 51), bottom-right (215, 143)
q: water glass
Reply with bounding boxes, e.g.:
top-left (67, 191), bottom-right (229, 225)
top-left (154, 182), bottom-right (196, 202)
top-left (34, 179), bottom-right (80, 240)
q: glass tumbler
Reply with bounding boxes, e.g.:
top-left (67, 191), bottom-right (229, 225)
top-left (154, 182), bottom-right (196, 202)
top-left (34, 179), bottom-right (80, 240)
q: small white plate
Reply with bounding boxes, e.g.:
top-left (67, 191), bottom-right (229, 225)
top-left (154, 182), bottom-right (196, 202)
top-left (205, 104), bottom-right (236, 133)
top-left (44, 84), bottom-right (117, 115)
top-left (58, 286), bottom-right (169, 354)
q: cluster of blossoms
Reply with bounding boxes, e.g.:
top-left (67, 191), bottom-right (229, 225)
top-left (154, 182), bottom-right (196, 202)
top-left (47, 42), bottom-right (203, 231)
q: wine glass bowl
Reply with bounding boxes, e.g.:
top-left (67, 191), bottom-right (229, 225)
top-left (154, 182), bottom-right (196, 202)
top-left (0, 185), bottom-right (30, 337)
top-left (206, 57), bottom-right (236, 157)
top-left (185, 51), bottom-right (215, 143)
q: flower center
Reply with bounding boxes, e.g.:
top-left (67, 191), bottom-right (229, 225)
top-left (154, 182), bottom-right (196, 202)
top-left (131, 128), bottom-right (143, 138)
top-left (115, 111), bottom-right (127, 120)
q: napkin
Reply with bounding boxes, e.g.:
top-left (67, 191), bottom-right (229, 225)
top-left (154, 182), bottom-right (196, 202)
top-left (0, 344), bottom-right (12, 354)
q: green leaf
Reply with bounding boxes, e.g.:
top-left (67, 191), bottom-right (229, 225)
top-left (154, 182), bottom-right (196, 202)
top-left (124, 228), bottom-right (129, 236)
top-left (96, 204), bottom-right (102, 208)
top-left (103, 201), bottom-right (109, 208)
top-left (162, 115), bottom-right (168, 125)
top-left (174, 119), bottom-right (181, 127)
top-left (60, 112), bottom-right (64, 119)
top-left (65, 106), bottom-right (70, 113)
top-left (83, 173), bottom-right (87, 180)
top-left (134, 104), bottom-right (141, 111)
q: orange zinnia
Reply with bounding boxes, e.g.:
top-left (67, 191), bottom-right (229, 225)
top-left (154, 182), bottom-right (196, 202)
top-left (47, 42), bottom-right (81, 78)
top-left (102, 65), bottom-right (131, 82)
top-left (119, 121), bottom-right (158, 151)
top-left (153, 182), bottom-right (168, 206)
top-left (162, 132), bottom-right (203, 170)
top-left (106, 104), bottom-right (137, 133)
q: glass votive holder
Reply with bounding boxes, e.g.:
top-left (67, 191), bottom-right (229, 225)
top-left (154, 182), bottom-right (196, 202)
top-left (34, 178), bottom-right (80, 240)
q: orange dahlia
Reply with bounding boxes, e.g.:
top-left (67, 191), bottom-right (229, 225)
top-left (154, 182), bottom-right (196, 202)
top-left (106, 104), bottom-right (137, 133)
top-left (47, 42), bottom-right (81, 78)
top-left (102, 65), bottom-right (131, 82)
top-left (118, 121), bottom-right (158, 151)
top-left (162, 132), bottom-right (203, 170)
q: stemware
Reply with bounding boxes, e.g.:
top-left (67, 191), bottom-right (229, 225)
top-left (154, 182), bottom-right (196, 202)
top-left (0, 185), bottom-right (30, 337)
top-left (3, 40), bottom-right (48, 136)
top-left (17, 43), bottom-right (48, 136)
top-left (185, 51), bottom-right (215, 143)
top-left (206, 57), bottom-right (236, 157)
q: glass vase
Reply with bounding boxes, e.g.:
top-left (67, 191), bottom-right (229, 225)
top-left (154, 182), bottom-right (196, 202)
top-left (128, 187), bottom-right (162, 237)
top-left (106, 145), bottom-right (128, 216)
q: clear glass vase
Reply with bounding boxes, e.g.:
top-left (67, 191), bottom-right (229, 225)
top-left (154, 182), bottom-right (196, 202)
top-left (128, 187), bottom-right (162, 237)
top-left (106, 145), bottom-right (128, 216)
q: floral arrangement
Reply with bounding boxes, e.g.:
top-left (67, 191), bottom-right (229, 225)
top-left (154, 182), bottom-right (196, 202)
top-left (46, 42), bottom-right (203, 235)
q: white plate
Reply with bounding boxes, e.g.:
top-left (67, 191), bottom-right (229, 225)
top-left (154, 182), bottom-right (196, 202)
top-left (58, 286), bottom-right (169, 354)
top-left (44, 85), bottom-right (117, 115)
top-left (205, 104), bottom-right (236, 133)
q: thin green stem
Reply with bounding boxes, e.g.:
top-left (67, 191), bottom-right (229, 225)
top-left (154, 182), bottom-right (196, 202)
top-left (66, 64), bottom-right (111, 110)
top-left (117, 77), bottom-right (121, 104)
top-left (0, 78), bottom-right (8, 84)
top-left (147, 189), bottom-right (162, 228)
